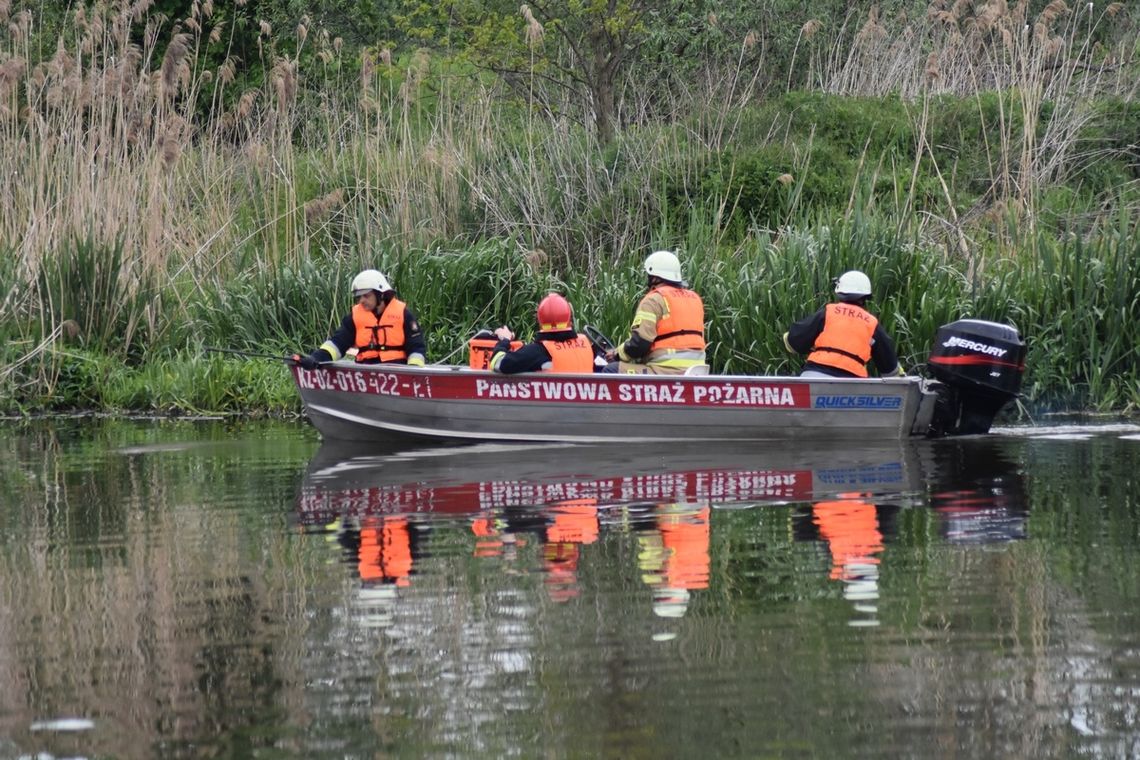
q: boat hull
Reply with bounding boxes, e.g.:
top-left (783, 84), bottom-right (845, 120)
top-left (293, 362), bottom-right (938, 443)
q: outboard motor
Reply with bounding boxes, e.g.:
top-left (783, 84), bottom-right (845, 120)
top-left (926, 319), bottom-right (1026, 436)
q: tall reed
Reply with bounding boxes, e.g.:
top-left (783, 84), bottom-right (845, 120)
top-left (816, 1), bottom-right (1138, 238)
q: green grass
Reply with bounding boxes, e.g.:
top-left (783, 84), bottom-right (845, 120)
top-left (3, 206), bottom-right (1137, 416)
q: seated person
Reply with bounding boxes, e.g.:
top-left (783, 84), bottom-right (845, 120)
top-left (603, 250), bottom-right (706, 375)
top-left (295, 269), bottom-right (426, 369)
top-left (490, 293), bottom-right (597, 374)
top-left (784, 270), bottom-right (901, 378)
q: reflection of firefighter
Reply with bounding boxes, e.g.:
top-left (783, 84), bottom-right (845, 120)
top-left (335, 515), bottom-right (419, 587)
top-left (328, 515), bottom-right (425, 628)
top-left (543, 500), bottom-right (599, 603)
top-left (471, 514), bottom-right (505, 558)
top-left (812, 498), bottom-right (883, 626)
top-left (470, 500), bottom-right (599, 603)
top-left (637, 503), bottom-right (711, 618)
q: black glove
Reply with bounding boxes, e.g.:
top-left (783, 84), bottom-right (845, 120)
top-left (293, 353), bottom-right (319, 370)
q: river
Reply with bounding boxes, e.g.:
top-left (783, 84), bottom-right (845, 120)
top-left (1, 419), bottom-right (1138, 758)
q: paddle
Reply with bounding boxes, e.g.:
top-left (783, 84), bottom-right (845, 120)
top-left (204, 346), bottom-right (298, 362)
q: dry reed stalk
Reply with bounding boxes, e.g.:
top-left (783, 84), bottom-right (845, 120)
top-left (787, 20), bottom-right (822, 91)
top-left (521, 5), bottom-right (545, 47)
top-left (813, 0), bottom-right (1135, 236)
top-left (0, 1), bottom-right (299, 305)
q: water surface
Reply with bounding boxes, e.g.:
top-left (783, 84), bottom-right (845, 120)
top-left (1, 419), bottom-right (1138, 758)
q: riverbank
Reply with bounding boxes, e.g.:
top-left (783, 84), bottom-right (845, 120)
top-left (2, 6), bottom-right (1137, 416)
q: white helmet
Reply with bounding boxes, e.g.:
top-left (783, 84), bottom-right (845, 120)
top-left (644, 250), bottom-right (683, 283)
top-left (351, 269), bottom-right (392, 296)
top-left (834, 270), bottom-right (872, 299)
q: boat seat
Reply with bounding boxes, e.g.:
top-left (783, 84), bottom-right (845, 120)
top-left (684, 364), bottom-right (710, 376)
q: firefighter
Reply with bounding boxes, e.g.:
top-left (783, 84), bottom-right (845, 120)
top-left (603, 250), bottom-right (707, 375)
top-left (489, 292), bottom-right (597, 374)
top-left (784, 270), bottom-right (902, 378)
top-left (294, 269), bottom-right (427, 369)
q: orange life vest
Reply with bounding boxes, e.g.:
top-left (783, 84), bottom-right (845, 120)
top-left (650, 285), bottom-right (706, 353)
top-left (353, 300), bottom-right (408, 363)
top-left (806, 302), bottom-right (877, 377)
top-left (538, 334), bottom-right (595, 373)
top-left (358, 517), bottom-right (413, 586)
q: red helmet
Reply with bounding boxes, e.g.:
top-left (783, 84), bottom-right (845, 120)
top-left (537, 293), bottom-right (573, 332)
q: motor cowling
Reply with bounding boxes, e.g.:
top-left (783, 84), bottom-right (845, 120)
top-left (926, 319), bottom-right (1026, 436)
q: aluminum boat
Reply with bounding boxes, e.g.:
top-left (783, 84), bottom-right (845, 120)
top-left (292, 319), bottom-right (1026, 444)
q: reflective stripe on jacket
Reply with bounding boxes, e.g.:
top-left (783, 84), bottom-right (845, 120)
top-left (650, 285), bottom-right (706, 353)
top-left (538, 334), bottom-right (595, 373)
top-left (806, 303), bottom-right (877, 377)
top-left (353, 300), bottom-right (407, 363)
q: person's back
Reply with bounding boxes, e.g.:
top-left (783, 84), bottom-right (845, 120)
top-left (490, 293), bottom-right (597, 374)
top-left (603, 250), bottom-right (706, 375)
top-left (784, 270), bottom-right (901, 378)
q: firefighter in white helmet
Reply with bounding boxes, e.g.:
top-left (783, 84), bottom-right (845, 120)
top-left (294, 269), bottom-right (427, 369)
top-left (602, 250), bottom-right (707, 375)
top-left (783, 270), bottom-right (902, 378)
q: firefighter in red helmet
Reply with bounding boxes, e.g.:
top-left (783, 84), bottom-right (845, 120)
top-left (489, 292), bottom-right (598, 374)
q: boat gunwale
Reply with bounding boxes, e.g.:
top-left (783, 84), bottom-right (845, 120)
top-left (298, 360), bottom-right (923, 386)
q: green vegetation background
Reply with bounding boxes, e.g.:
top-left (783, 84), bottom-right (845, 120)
top-left (0, 0), bottom-right (1137, 417)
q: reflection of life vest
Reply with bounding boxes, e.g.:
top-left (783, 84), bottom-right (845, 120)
top-left (657, 505), bottom-right (711, 590)
top-left (543, 542), bottom-right (582, 603)
top-left (812, 500), bottom-right (883, 580)
top-left (358, 516), bottom-right (413, 586)
top-left (471, 515), bottom-right (504, 557)
top-left (545, 500), bottom-right (599, 544)
top-left (542, 500), bottom-right (598, 603)
top-left (650, 286), bottom-right (706, 353)
top-left (538, 335), bottom-right (595, 373)
top-left (353, 300), bottom-right (408, 363)
top-left (806, 303), bottom-right (876, 377)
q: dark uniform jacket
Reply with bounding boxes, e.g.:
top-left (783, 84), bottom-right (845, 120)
top-left (491, 329), bottom-right (599, 374)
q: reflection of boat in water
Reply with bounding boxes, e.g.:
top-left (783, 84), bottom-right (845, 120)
top-left (300, 437), bottom-right (1031, 624)
top-left (927, 437), bottom-right (1029, 543)
top-left (299, 439), bottom-right (929, 618)
top-left (297, 440), bottom-right (927, 522)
